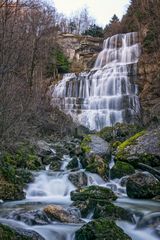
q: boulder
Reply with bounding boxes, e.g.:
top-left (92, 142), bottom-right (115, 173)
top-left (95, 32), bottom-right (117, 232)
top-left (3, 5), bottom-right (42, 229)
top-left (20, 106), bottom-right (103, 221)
top-left (67, 157), bottom-right (79, 170)
top-left (75, 218), bottom-right (132, 240)
top-left (88, 135), bottom-right (110, 157)
top-left (71, 186), bottom-right (117, 217)
top-left (93, 202), bottom-right (134, 222)
top-left (71, 185), bottom-right (117, 202)
top-left (43, 205), bottom-right (82, 223)
top-left (126, 172), bottom-right (160, 199)
top-left (110, 161), bottom-right (135, 179)
top-left (115, 129), bottom-right (160, 167)
top-left (36, 140), bottom-right (52, 157)
top-left (8, 209), bottom-right (51, 226)
top-left (68, 172), bottom-right (87, 188)
top-left (0, 223), bottom-right (44, 240)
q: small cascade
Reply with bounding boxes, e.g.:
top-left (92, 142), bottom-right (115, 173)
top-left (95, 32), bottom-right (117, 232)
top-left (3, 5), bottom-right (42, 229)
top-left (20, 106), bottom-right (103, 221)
top-left (51, 32), bottom-right (141, 130)
top-left (26, 171), bottom-right (75, 204)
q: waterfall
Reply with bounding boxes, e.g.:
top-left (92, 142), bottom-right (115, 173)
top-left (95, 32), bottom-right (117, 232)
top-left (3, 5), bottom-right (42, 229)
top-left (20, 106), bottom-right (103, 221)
top-left (51, 32), bottom-right (141, 131)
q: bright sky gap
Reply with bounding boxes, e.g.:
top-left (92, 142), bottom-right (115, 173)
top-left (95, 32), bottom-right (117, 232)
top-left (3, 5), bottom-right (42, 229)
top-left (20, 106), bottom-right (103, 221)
top-left (49, 0), bottom-right (130, 27)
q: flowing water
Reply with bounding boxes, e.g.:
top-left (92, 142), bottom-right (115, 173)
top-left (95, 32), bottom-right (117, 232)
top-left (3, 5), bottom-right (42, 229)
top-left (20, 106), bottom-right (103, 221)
top-left (51, 32), bottom-right (140, 130)
top-left (0, 153), bottom-right (160, 240)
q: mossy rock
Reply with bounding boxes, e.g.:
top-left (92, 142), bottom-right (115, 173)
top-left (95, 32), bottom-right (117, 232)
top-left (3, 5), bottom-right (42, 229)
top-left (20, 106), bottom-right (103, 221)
top-left (67, 157), bottom-right (78, 170)
top-left (0, 180), bottom-right (25, 201)
top-left (98, 123), bottom-right (142, 143)
top-left (110, 161), bottom-right (135, 179)
top-left (93, 202), bottom-right (133, 222)
top-left (71, 185), bottom-right (117, 202)
top-left (115, 131), bottom-right (146, 163)
top-left (50, 161), bottom-right (61, 171)
top-left (80, 135), bottom-right (92, 153)
top-left (85, 155), bottom-right (107, 178)
top-left (126, 172), bottom-right (160, 199)
top-left (75, 218), bottom-right (132, 240)
top-left (0, 223), bottom-right (44, 240)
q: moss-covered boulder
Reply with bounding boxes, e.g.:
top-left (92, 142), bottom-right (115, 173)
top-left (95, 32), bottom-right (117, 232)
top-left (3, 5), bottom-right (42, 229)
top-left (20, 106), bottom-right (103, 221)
top-left (93, 202), bottom-right (133, 222)
top-left (126, 172), bottom-right (160, 199)
top-left (115, 128), bottom-right (160, 167)
top-left (71, 186), bottom-right (117, 217)
top-left (67, 157), bottom-right (79, 170)
top-left (71, 185), bottom-right (117, 202)
top-left (0, 223), bottom-right (45, 240)
top-left (75, 218), bottom-right (132, 240)
top-left (80, 134), bottom-right (110, 178)
top-left (85, 155), bottom-right (107, 178)
top-left (0, 179), bottom-right (25, 201)
top-left (98, 123), bottom-right (142, 143)
top-left (110, 161), bottom-right (135, 179)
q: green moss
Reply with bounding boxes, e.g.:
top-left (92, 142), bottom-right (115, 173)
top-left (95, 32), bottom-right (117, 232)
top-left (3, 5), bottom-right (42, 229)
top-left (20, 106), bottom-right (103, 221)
top-left (75, 218), bottom-right (132, 240)
top-left (93, 202), bottom-right (133, 222)
top-left (116, 130), bottom-right (146, 160)
top-left (110, 161), bottom-right (135, 179)
top-left (80, 135), bottom-right (92, 153)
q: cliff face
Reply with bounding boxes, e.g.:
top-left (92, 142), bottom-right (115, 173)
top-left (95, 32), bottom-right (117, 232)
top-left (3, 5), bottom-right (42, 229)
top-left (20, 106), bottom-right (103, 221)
top-left (57, 33), bottom-right (103, 73)
top-left (138, 52), bottom-right (160, 124)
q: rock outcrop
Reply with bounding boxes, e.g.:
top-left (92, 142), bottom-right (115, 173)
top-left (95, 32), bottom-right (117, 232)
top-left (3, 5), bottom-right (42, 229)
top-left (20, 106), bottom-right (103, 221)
top-left (57, 33), bottom-right (103, 73)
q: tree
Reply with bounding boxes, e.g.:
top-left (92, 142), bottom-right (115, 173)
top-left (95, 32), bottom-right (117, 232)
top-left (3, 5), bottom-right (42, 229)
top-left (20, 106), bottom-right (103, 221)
top-left (0, 0), bottom-right (59, 141)
top-left (104, 14), bottom-right (121, 38)
top-left (82, 24), bottom-right (104, 37)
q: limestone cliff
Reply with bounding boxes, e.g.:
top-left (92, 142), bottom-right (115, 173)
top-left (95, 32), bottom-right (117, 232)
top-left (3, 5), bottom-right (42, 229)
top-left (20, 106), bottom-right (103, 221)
top-left (57, 33), bottom-right (103, 73)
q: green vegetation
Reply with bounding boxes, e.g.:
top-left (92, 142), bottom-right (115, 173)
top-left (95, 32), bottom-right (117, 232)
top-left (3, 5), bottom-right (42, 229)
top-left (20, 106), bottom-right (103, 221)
top-left (82, 24), bottom-right (104, 37)
top-left (46, 47), bottom-right (70, 77)
top-left (75, 218), bottom-right (131, 240)
top-left (116, 130), bottom-right (146, 161)
top-left (110, 161), bottom-right (135, 179)
top-left (80, 135), bottom-right (91, 153)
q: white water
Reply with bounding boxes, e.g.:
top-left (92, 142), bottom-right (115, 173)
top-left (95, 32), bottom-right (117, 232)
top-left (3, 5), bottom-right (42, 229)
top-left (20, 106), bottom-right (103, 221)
top-left (26, 171), bottom-right (75, 204)
top-left (51, 32), bottom-right (140, 130)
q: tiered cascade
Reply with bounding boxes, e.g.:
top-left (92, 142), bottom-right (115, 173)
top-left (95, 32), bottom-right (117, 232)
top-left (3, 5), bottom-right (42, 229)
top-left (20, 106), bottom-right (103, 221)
top-left (52, 32), bottom-right (140, 130)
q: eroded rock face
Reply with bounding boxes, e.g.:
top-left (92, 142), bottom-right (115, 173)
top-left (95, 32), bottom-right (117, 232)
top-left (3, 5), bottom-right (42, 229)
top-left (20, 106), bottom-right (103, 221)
top-left (126, 172), bottom-right (160, 199)
top-left (138, 53), bottom-right (160, 124)
top-left (57, 33), bottom-right (103, 73)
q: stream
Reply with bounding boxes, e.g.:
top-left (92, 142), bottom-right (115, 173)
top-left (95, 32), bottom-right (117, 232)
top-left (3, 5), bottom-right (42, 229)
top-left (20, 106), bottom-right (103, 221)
top-left (0, 154), bottom-right (160, 240)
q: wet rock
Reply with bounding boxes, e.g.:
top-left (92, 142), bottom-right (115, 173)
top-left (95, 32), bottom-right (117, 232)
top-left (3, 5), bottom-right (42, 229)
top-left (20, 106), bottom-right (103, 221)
top-left (93, 202), bottom-right (134, 222)
top-left (0, 223), bottom-right (45, 240)
top-left (110, 161), bottom-right (135, 179)
top-left (49, 161), bottom-right (61, 171)
top-left (68, 172), bottom-right (87, 188)
top-left (66, 157), bottom-right (79, 170)
top-left (126, 172), bottom-right (160, 199)
top-left (8, 209), bottom-right (51, 226)
top-left (71, 186), bottom-right (117, 217)
top-left (137, 212), bottom-right (160, 229)
top-left (71, 185), bottom-right (117, 202)
top-left (85, 154), bottom-right (107, 178)
top-left (43, 205), bottom-right (82, 223)
top-left (75, 218), bottom-right (132, 240)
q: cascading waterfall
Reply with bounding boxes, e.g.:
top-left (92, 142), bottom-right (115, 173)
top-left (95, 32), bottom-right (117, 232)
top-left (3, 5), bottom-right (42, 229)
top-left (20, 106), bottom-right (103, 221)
top-left (51, 32), bottom-right (140, 130)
